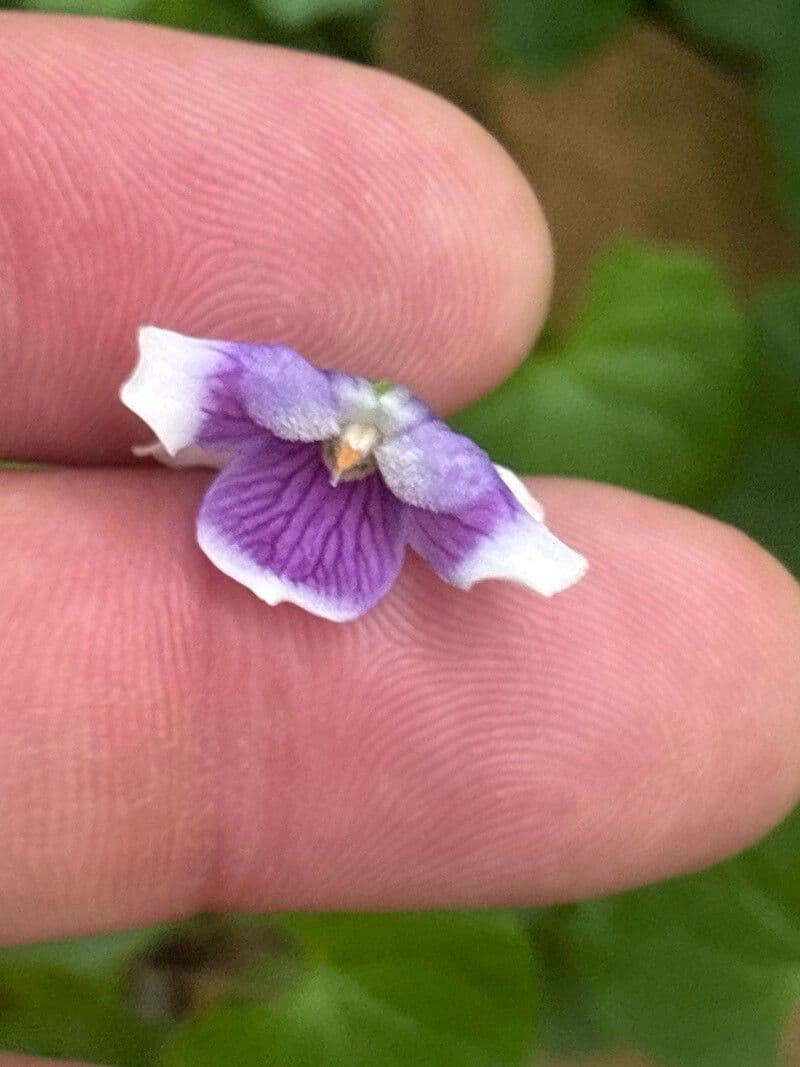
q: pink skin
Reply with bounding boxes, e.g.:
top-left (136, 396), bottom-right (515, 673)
top-left (1, 18), bottom-right (800, 1067)
top-left (0, 14), bottom-right (550, 464)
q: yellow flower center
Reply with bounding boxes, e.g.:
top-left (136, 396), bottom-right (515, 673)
top-left (322, 423), bottom-right (379, 486)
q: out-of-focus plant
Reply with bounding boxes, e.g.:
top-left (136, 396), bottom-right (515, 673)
top-left (5, 0), bottom-right (380, 59)
top-left (716, 275), bottom-right (800, 574)
top-left (492, 0), bottom-right (800, 229)
top-left (529, 806), bottom-right (800, 1067)
top-left (0, 912), bottom-right (537, 1065)
top-left (452, 241), bottom-right (749, 507)
top-left (491, 0), bottom-right (634, 77)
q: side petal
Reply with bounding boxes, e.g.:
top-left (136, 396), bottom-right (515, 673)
top-left (494, 464), bottom-right (545, 522)
top-left (121, 327), bottom-right (350, 462)
top-left (120, 326), bottom-right (258, 458)
top-left (374, 418), bottom-right (499, 512)
top-left (197, 436), bottom-right (406, 622)
top-left (407, 474), bottom-right (587, 597)
top-left (132, 441), bottom-right (232, 470)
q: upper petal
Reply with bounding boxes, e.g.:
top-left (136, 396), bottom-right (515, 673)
top-left (374, 418), bottom-right (499, 512)
top-left (237, 343), bottom-right (343, 442)
top-left (121, 327), bottom-right (355, 463)
top-left (197, 435), bottom-right (406, 621)
top-left (407, 465), bottom-right (587, 597)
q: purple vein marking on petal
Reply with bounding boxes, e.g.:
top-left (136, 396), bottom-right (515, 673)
top-left (197, 435), bottom-right (406, 618)
top-left (406, 470), bottom-right (587, 597)
top-left (197, 364), bottom-right (258, 448)
top-left (407, 485), bottom-right (518, 576)
top-left (121, 328), bottom-right (260, 459)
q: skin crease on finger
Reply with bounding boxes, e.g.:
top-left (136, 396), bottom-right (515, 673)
top-left (1, 468), bottom-right (800, 943)
top-left (0, 12), bottom-right (551, 464)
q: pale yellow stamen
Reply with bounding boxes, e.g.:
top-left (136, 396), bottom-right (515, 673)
top-left (324, 422), bottom-right (380, 486)
top-left (334, 440), bottom-right (364, 475)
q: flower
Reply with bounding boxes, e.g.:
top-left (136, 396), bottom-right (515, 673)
top-left (120, 327), bottom-right (588, 621)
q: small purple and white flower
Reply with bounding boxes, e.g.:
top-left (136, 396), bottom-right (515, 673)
top-left (120, 327), bottom-right (587, 621)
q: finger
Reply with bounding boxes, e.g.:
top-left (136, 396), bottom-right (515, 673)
top-left (2, 469), bottom-right (799, 942)
top-left (0, 13), bottom-right (551, 464)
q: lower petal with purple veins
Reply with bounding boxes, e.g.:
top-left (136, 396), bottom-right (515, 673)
top-left (197, 435), bottom-right (406, 621)
top-left (407, 471), bottom-right (587, 597)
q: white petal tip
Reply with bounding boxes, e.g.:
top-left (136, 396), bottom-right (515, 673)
top-left (120, 326), bottom-right (226, 458)
top-left (531, 551), bottom-right (588, 597)
top-left (494, 464), bottom-right (546, 522)
top-left (131, 440), bottom-right (232, 470)
top-left (454, 517), bottom-right (589, 598)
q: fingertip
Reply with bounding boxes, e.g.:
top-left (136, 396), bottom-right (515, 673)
top-left (0, 13), bottom-right (553, 461)
top-left (527, 479), bottom-right (800, 893)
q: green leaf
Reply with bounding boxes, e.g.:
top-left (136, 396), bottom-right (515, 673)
top-left (139, 0), bottom-right (276, 40)
top-left (0, 926), bottom-right (168, 980)
top-left (163, 911), bottom-right (537, 1067)
top-left (451, 241), bottom-right (749, 505)
top-left (663, 0), bottom-right (797, 57)
top-left (764, 46), bottom-right (800, 229)
top-left (250, 0), bottom-right (378, 31)
top-left (524, 907), bottom-right (604, 1058)
top-left (714, 275), bottom-right (800, 574)
top-left (0, 926), bottom-right (171, 1063)
top-left (0, 958), bottom-right (166, 1065)
top-left (22, 0), bottom-right (150, 15)
top-left (529, 808), bottom-right (800, 1067)
top-left (491, 0), bottom-right (634, 77)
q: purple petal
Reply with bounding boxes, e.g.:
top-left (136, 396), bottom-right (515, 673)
top-left (121, 327), bottom-right (259, 458)
top-left (121, 327), bottom-right (354, 463)
top-left (197, 435), bottom-right (406, 621)
top-left (374, 418), bottom-right (500, 512)
top-left (407, 464), bottom-right (587, 596)
top-left (236, 345), bottom-right (342, 442)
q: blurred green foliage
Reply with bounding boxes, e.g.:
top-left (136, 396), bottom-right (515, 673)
top-left (250, 0), bottom-right (377, 30)
top-left (452, 242), bottom-right (749, 506)
top-left (1, 0), bottom-right (799, 1065)
top-left (0, 927), bottom-right (169, 1062)
top-left (492, 0), bottom-right (800, 228)
top-left (716, 276), bottom-right (800, 573)
top-left (492, 0), bottom-right (633, 77)
top-left (164, 912), bottom-right (537, 1066)
top-left (0, 913), bottom-right (536, 1064)
top-left (531, 807), bottom-right (800, 1067)
top-left (5, 0), bottom-right (379, 58)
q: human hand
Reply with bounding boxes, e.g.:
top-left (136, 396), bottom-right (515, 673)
top-left (1, 9), bottom-right (800, 991)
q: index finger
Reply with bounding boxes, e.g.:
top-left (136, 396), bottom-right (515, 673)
top-left (0, 13), bottom-right (551, 464)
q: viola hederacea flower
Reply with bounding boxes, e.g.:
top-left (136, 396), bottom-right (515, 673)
top-left (120, 327), bottom-right (588, 621)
